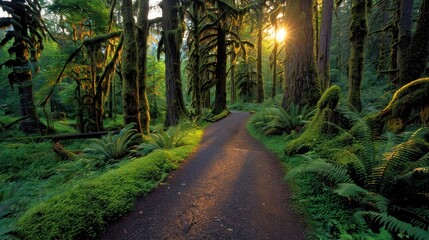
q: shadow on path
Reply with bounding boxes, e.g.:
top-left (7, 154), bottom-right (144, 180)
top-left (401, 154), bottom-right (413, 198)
top-left (101, 111), bottom-right (306, 240)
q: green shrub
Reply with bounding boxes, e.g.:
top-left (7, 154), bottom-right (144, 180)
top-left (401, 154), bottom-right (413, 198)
top-left (83, 123), bottom-right (141, 162)
top-left (137, 126), bottom-right (186, 155)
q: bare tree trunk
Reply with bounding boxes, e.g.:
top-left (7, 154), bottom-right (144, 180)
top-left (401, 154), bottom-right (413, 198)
top-left (137, 0), bottom-right (151, 133)
top-left (121, 0), bottom-right (142, 132)
top-left (162, 0), bottom-right (187, 126)
top-left (282, 0), bottom-right (320, 109)
top-left (213, 22), bottom-right (228, 115)
top-left (317, 0), bottom-right (334, 92)
top-left (398, 0), bottom-right (429, 86)
top-left (272, 36), bottom-right (278, 98)
top-left (397, 0), bottom-right (414, 68)
top-left (347, 0), bottom-right (368, 112)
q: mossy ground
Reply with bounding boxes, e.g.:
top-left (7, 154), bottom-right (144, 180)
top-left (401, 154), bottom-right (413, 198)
top-left (0, 126), bottom-right (203, 240)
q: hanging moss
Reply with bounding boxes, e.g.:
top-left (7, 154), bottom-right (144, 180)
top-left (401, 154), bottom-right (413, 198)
top-left (285, 85), bottom-right (341, 156)
top-left (378, 78), bottom-right (429, 132)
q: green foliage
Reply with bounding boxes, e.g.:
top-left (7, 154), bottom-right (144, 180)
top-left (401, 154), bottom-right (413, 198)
top-left (10, 127), bottom-right (203, 239)
top-left (83, 124), bottom-right (142, 162)
top-left (250, 104), bottom-right (314, 135)
top-left (137, 126), bottom-right (187, 156)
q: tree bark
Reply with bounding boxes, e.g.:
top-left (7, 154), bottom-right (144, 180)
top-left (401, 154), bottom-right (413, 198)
top-left (256, 6), bottom-right (264, 103)
top-left (282, 0), bottom-right (320, 109)
top-left (121, 0), bottom-right (142, 132)
top-left (213, 22), bottom-right (228, 115)
top-left (347, 0), bottom-right (368, 112)
top-left (137, 0), bottom-right (151, 134)
top-left (397, 0), bottom-right (414, 66)
top-left (317, 0), bottom-right (334, 92)
top-left (12, 0), bottom-right (42, 133)
top-left (162, 0), bottom-right (187, 126)
top-left (398, 0), bottom-right (429, 86)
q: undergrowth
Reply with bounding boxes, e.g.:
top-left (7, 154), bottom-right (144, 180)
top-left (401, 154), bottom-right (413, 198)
top-left (0, 126), bottom-right (203, 239)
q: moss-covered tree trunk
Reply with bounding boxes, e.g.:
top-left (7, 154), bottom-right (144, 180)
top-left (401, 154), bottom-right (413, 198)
top-left (121, 0), bottom-right (142, 132)
top-left (213, 22), bottom-right (228, 115)
top-left (272, 34), bottom-right (278, 98)
top-left (347, 0), bottom-right (368, 112)
top-left (398, 0), bottom-right (429, 86)
top-left (317, 0), bottom-right (334, 92)
top-left (282, 0), bottom-right (320, 109)
top-left (256, 5), bottom-right (264, 103)
top-left (162, 0), bottom-right (187, 126)
top-left (137, 0), bottom-right (151, 134)
top-left (4, 0), bottom-right (42, 133)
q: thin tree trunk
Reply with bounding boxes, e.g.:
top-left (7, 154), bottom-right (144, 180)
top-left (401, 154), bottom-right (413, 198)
top-left (137, 0), bottom-right (151, 133)
top-left (398, 0), bottom-right (429, 86)
top-left (162, 0), bottom-right (187, 126)
top-left (377, 0), bottom-right (390, 80)
top-left (347, 0), bottom-right (368, 112)
top-left (397, 0), bottom-right (414, 68)
top-left (317, 0), bottom-right (334, 92)
top-left (282, 0), bottom-right (320, 109)
top-left (213, 22), bottom-right (228, 114)
top-left (256, 8), bottom-right (264, 103)
top-left (230, 52), bottom-right (236, 104)
top-left (272, 37), bottom-right (278, 98)
top-left (121, 0), bottom-right (142, 132)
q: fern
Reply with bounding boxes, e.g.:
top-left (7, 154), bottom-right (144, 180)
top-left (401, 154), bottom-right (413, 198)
top-left (287, 159), bottom-right (353, 185)
top-left (137, 126), bottom-right (186, 155)
top-left (83, 124), bottom-right (141, 162)
top-left (357, 211), bottom-right (429, 240)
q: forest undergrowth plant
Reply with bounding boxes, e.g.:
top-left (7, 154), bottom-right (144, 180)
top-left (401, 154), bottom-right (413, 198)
top-left (289, 124), bottom-right (429, 239)
top-left (137, 125), bottom-right (186, 155)
top-left (250, 104), bottom-right (314, 135)
top-left (83, 123), bottom-right (141, 163)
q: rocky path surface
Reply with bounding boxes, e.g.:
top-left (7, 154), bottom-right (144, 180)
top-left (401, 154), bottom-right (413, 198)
top-left (101, 111), bottom-right (306, 240)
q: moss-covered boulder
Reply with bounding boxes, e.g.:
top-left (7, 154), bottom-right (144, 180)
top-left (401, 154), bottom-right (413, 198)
top-left (285, 85), bottom-right (341, 156)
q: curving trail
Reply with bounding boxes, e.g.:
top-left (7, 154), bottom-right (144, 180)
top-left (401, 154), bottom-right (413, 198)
top-left (101, 111), bottom-right (306, 240)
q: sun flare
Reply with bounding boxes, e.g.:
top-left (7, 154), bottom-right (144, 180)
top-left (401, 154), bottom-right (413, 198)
top-left (276, 28), bottom-right (287, 42)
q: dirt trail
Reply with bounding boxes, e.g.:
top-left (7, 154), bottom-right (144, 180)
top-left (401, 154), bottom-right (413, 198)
top-left (101, 111), bottom-right (306, 240)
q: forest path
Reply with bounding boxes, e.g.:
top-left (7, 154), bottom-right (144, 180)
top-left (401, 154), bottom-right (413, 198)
top-left (101, 111), bottom-right (306, 240)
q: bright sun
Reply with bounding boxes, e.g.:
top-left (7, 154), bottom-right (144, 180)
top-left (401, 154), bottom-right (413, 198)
top-left (276, 28), bottom-right (287, 42)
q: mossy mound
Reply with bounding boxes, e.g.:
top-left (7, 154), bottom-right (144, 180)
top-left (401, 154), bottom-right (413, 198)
top-left (285, 85), bottom-right (341, 156)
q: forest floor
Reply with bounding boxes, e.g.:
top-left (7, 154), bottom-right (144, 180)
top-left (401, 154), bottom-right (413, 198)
top-left (101, 111), bottom-right (306, 240)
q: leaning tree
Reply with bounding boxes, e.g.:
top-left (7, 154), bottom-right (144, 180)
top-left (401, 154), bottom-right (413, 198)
top-left (0, 0), bottom-right (52, 133)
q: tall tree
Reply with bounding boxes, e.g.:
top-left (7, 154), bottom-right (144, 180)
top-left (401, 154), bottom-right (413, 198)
top-left (317, 0), bottom-right (334, 92)
top-left (282, 0), bottom-right (320, 109)
top-left (256, 0), bottom-right (265, 103)
top-left (347, 0), bottom-right (369, 112)
top-left (137, 0), bottom-right (151, 133)
top-left (161, 0), bottom-right (187, 126)
top-left (121, 0), bottom-right (142, 131)
top-left (0, 0), bottom-right (51, 133)
top-left (397, 0), bottom-right (429, 86)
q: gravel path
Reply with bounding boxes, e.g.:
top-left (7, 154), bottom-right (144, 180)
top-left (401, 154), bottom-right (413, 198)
top-left (101, 111), bottom-right (306, 240)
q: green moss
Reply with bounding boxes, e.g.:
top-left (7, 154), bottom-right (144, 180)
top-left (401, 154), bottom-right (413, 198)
top-left (14, 129), bottom-right (203, 240)
top-left (285, 85), bottom-right (341, 156)
top-left (379, 78), bottom-right (429, 132)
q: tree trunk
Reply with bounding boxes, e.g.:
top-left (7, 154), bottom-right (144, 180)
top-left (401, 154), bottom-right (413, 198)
top-left (137, 0), bottom-right (151, 133)
top-left (162, 0), bottom-right (187, 126)
top-left (397, 0), bottom-right (414, 66)
top-left (377, 0), bottom-right (390, 80)
top-left (13, 0), bottom-right (41, 133)
top-left (230, 52), bottom-right (236, 104)
top-left (398, 0), bottom-right (429, 86)
top-left (256, 9), bottom-right (264, 103)
top-left (121, 0), bottom-right (142, 132)
top-left (272, 37), bottom-right (278, 98)
top-left (213, 22), bottom-right (228, 115)
top-left (282, 0), bottom-right (320, 109)
top-left (347, 0), bottom-right (368, 112)
top-left (317, 0), bottom-right (334, 92)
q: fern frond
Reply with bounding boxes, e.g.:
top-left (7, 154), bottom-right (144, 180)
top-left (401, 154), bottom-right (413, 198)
top-left (287, 159), bottom-right (353, 185)
top-left (357, 211), bottom-right (429, 240)
top-left (335, 183), bottom-right (389, 212)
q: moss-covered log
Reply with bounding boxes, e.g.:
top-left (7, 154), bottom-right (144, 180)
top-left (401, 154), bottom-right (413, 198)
top-left (285, 85), bottom-right (341, 156)
top-left (377, 78), bottom-right (429, 132)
